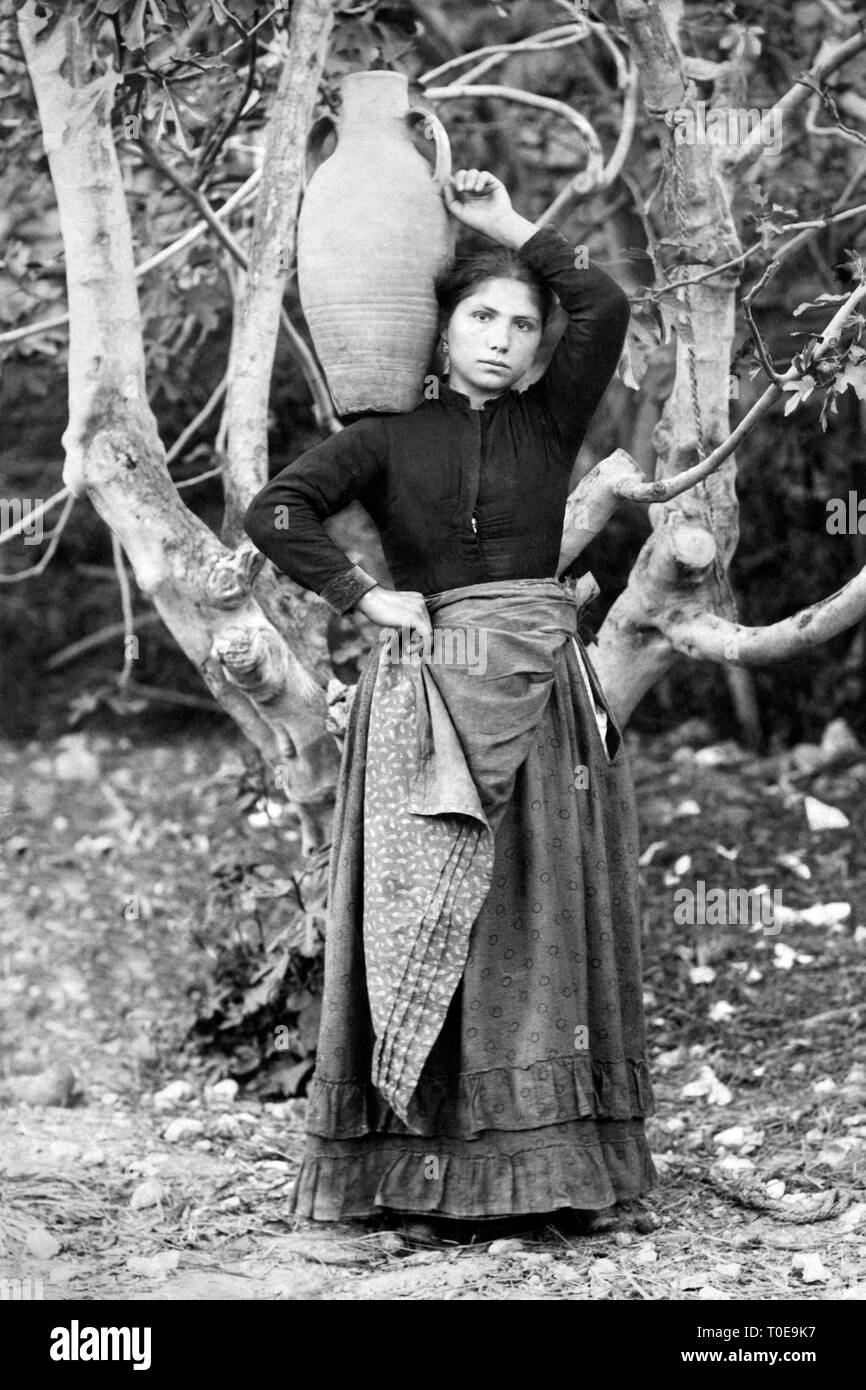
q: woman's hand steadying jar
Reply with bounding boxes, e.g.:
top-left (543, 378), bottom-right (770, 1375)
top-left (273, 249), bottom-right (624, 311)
top-left (442, 169), bottom-right (536, 252)
top-left (355, 586), bottom-right (433, 646)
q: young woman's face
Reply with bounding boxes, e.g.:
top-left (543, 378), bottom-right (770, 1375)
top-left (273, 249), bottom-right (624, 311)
top-left (444, 277), bottom-right (543, 402)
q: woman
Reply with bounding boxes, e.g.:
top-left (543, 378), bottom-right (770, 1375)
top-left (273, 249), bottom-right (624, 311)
top-left (244, 168), bottom-right (655, 1234)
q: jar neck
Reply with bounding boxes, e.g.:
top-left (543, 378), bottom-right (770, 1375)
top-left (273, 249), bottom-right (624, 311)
top-left (339, 71), bottom-right (409, 126)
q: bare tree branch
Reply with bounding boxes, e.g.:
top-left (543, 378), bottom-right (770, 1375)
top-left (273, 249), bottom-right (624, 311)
top-left (0, 171), bottom-right (262, 347)
top-left (425, 82), bottom-right (605, 192)
top-left (223, 0), bottom-right (335, 540)
top-left (0, 492), bottom-right (75, 583)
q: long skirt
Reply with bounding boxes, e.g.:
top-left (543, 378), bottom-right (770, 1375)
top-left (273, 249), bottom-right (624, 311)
top-left (289, 583), bottom-right (656, 1220)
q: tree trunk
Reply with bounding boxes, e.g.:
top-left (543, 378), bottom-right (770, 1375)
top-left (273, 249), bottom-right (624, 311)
top-left (18, 0), bottom-right (339, 851)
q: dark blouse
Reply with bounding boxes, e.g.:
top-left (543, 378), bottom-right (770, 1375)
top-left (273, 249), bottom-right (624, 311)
top-left (243, 225), bottom-right (630, 614)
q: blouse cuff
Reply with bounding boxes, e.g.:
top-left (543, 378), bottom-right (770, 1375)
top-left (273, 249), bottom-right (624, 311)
top-left (320, 565), bottom-right (380, 615)
top-left (515, 224), bottom-right (567, 265)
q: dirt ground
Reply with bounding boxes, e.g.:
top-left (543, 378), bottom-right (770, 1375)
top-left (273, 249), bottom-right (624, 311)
top-left (1, 722), bottom-right (865, 1301)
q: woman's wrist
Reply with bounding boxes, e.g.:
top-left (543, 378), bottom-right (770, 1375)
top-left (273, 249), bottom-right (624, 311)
top-left (487, 211), bottom-right (537, 251)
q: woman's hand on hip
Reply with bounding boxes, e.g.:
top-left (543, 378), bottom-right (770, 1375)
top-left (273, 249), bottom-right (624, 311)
top-left (443, 169), bottom-right (535, 249)
top-left (355, 586), bottom-right (433, 642)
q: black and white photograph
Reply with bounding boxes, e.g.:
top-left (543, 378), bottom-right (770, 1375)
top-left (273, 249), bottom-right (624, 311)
top-left (1, 0), bottom-right (865, 1335)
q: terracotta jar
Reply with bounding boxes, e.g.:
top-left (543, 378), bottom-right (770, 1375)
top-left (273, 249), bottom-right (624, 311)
top-left (297, 70), bottom-right (454, 415)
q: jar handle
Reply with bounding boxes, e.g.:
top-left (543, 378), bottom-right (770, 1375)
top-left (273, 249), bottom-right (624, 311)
top-left (406, 106), bottom-right (452, 186)
top-left (302, 113), bottom-right (337, 194)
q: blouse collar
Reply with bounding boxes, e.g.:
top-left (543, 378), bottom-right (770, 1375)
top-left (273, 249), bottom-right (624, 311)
top-left (422, 378), bottom-right (511, 414)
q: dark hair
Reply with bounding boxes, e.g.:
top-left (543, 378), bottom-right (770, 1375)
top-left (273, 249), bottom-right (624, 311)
top-left (434, 247), bottom-right (556, 330)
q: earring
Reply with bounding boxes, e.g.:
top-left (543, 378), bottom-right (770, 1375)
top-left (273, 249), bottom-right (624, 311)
top-left (441, 338), bottom-right (450, 374)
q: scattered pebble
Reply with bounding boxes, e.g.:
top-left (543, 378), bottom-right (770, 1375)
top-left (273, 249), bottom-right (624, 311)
top-left (792, 1251), bottom-right (829, 1285)
top-left (163, 1118), bottom-right (204, 1143)
top-left (713, 1124), bottom-right (764, 1153)
top-left (207, 1079), bottom-right (239, 1104)
top-left (634, 1245), bottom-right (657, 1266)
top-left (126, 1251), bottom-right (180, 1279)
top-left (130, 1179), bottom-right (165, 1210)
top-left (0, 1064), bottom-right (77, 1108)
top-left (681, 1065), bottom-right (733, 1106)
top-left (488, 1238), bottom-right (524, 1257)
top-left (377, 1231), bottom-right (405, 1255)
top-left (153, 1080), bottom-right (195, 1111)
top-left (714, 1155), bottom-right (755, 1176)
top-left (26, 1227), bottom-right (61, 1260)
top-left (634, 1212), bottom-right (660, 1235)
top-left (804, 796), bottom-right (849, 831)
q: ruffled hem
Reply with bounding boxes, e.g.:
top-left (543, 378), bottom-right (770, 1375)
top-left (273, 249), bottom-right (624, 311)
top-left (288, 1119), bottom-right (658, 1221)
top-left (306, 1053), bottom-right (654, 1139)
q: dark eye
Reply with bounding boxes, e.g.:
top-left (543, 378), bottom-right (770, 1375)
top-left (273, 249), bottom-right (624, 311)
top-left (472, 310), bottom-right (490, 320)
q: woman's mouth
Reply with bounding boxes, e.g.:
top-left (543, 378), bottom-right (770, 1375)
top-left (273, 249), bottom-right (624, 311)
top-left (478, 360), bottom-right (510, 371)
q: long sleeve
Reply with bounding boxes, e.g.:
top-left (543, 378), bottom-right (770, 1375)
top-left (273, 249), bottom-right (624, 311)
top-left (243, 414), bottom-right (388, 614)
top-left (517, 225), bottom-right (631, 462)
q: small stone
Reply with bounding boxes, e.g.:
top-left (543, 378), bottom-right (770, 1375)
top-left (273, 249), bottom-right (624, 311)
top-left (714, 1154), bottom-right (755, 1176)
top-left (765, 1179), bottom-right (786, 1199)
top-left (792, 1251), bottom-right (829, 1285)
top-left (213, 1114), bottom-right (242, 1137)
top-left (592, 1257), bottom-right (618, 1277)
top-left (26, 1227), bottom-right (61, 1260)
top-left (0, 1064), bottom-right (77, 1108)
top-left (634, 1245), bottom-right (658, 1266)
top-left (716, 1262), bottom-right (742, 1278)
top-left (130, 1179), bottom-right (165, 1210)
top-left (81, 1148), bottom-right (106, 1166)
top-left (838, 1202), bottom-right (866, 1232)
top-left (126, 1251), bottom-right (180, 1279)
top-left (153, 1080), bottom-right (195, 1111)
top-left (678, 1273), bottom-right (710, 1291)
top-left (163, 1118), bottom-right (204, 1143)
top-left (53, 736), bottom-right (100, 782)
top-left (804, 796), bottom-right (849, 831)
top-left (378, 1231), bottom-right (405, 1255)
top-left (207, 1079), bottom-right (239, 1103)
top-left (713, 1124), bottom-right (764, 1151)
top-left (634, 1212), bottom-right (660, 1235)
top-left (681, 1064), bottom-right (733, 1106)
top-left (488, 1238), bottom-right (524, 1257)
top-left (614, 1231), bottom-right (635, 1247)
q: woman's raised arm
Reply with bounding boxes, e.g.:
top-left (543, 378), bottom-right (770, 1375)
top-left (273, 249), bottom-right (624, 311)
top-left (442, 171), bottom-right (630, 465)
top-left (517, 225), bottom-right (631, 463)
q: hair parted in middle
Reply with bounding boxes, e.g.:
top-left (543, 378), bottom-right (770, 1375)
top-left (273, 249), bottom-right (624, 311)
top-left (434, 247), bottom-right (557, 334)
